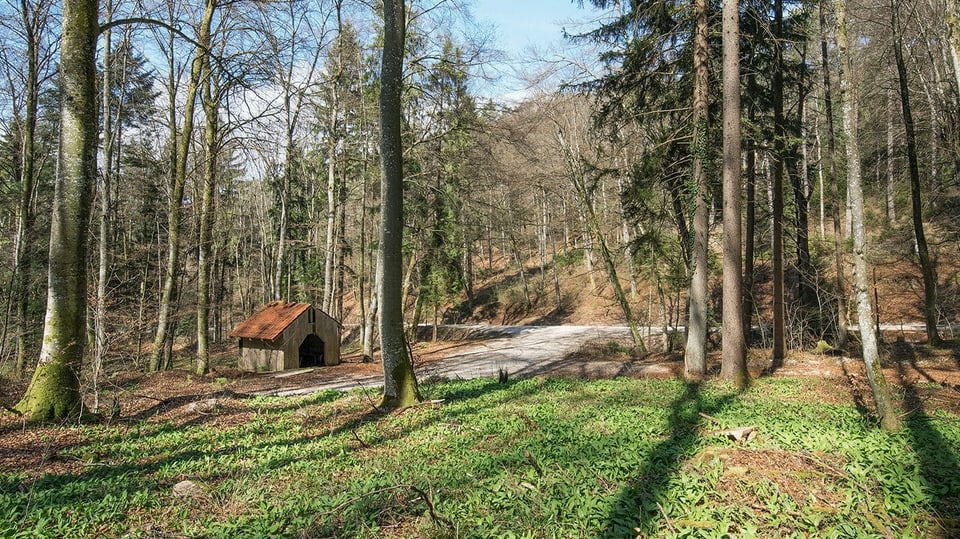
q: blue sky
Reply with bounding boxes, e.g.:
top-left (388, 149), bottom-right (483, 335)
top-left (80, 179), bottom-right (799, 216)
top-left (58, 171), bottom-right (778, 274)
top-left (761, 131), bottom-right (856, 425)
top-left (469, 0), bottom-right (603, 99)
top-left (473, 0), bottom-right (588, 58)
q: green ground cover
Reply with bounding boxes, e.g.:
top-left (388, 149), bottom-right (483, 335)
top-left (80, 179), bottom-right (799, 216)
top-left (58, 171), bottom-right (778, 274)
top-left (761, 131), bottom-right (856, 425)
top-left (2, 376), bottom-right (958, 537)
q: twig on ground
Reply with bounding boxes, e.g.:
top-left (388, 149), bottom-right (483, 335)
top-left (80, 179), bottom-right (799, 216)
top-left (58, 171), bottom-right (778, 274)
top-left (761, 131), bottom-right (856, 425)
top-left (351, 429), bottom-right (370, 448)
top-left (524, 450), bottom-right (544, 477)
top-left (656, 502), bottom-right (677, 534)
top-left (356, 380), bottom-right (382, 412)
top-left (858, 502), bottom-right (895, 539)
top-left (316, 484), bottom-right (454, 530)
top-left (407, 484), bottom-right (454, 529)
top-left (698, 412), bottom-right (722, 425)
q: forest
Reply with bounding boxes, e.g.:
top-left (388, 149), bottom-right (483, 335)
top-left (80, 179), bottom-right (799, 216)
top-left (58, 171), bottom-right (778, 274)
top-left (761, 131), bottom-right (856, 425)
top-left (1, 0), bottom-right (960, 535)
top-left (1, 0), bottom-right (959, 419)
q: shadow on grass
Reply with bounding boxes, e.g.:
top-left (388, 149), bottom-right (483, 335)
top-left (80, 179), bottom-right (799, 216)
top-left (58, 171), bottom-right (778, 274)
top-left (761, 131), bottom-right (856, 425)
top-left (602, 381), bottom-right (737, 537)
top-left (0, 377), bottom-right (538, 534)
top-left (3, 376), bottom-right (748, 537)
top-left (896, 360), bottom-right (960, 534)
top-left (838, 359), bottom-right (873, 421)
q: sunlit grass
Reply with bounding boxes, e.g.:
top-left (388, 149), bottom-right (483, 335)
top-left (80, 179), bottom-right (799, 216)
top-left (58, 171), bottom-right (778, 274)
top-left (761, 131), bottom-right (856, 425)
top-left (1, 376), bottom-right (958, 537)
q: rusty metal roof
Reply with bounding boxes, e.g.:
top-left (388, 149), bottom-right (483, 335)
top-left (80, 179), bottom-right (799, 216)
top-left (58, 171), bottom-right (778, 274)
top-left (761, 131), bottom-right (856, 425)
top-left (229, 301), bottom-right (312, 341)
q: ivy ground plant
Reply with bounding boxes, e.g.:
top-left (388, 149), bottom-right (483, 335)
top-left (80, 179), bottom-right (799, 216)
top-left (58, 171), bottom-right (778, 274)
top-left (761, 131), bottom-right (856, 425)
top-left (1, 375), bottom-right (958, 537)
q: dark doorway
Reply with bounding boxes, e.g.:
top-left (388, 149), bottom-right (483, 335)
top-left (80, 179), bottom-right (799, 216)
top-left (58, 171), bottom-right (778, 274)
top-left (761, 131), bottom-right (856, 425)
top-left (299, 334), bottom-right (325, 367)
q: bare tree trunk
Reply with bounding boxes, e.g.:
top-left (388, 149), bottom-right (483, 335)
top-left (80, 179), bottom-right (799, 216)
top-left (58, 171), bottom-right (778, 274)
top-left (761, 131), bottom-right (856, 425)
top-left (151, 0), bottom-right (213, 371)
top-left (820, 0), bottom-right (849, 350)
top-left (891, 0), bottom-right (941, 346)
top-left (94, 2), bottom-right (114, 410)
top-left (323, 13), bottom-right (345, 313)
top-left (273, 160), bottom-right (289, 301)
top-left (363, 248), bottom-right (380, 362)
top-left (16, 0), bottom-right (97, 420)
top-left (886, 92), bottom-right (896, 222)
top-left (721, 0), bottom-right (747, 388)
top-left (11, 0), bottom-right (44, 379)
top-left (378, 0), bottom-right (420, 408)
top-left (815, 107), bottom-right (826, 239)
top-left (947, 0), bottom-right (960, 96)
top-left (196, 47), bottom-right (219, 376)
top-left (511, 235), bottom-right (532, 312)
top-left (323, 106), bottom-right (338, 311)
top-left (684, 0), bottom-right (710, 377)
top-left (836, 0), bottom-right (900, 431)
top-left (771, 0), bottom-right (787, 366)
top-left (559, 127), bottom-right (647, 351)
top-left (336, 173), bottom-right (347, 321)
top-left (789, 64), bottom-right (815, 338)
top-left (743, 137), bottom-right (756, 342)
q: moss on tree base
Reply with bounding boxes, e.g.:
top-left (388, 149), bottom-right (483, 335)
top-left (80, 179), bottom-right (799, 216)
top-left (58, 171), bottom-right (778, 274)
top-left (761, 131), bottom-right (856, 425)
top-left (15, 361), bottom-right (81, 422)
top-left (379, 361), bottom-right (421, 409)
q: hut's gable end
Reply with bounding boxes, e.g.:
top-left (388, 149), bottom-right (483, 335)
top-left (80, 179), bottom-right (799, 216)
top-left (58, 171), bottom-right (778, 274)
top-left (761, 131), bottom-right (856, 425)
top-left (231, 302), bottom-right (340, 372)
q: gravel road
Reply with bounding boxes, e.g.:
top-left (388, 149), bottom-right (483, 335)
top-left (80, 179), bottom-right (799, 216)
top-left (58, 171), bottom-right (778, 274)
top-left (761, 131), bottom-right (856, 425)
top-left (263, 324), bottom-right (652, 396)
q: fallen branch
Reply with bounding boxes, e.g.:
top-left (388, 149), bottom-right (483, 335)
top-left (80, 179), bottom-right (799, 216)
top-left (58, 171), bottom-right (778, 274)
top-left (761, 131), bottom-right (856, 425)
top-left (407, 484), bottom-right (454, 529)
top-left (395, 399), bottom-right (445, 416)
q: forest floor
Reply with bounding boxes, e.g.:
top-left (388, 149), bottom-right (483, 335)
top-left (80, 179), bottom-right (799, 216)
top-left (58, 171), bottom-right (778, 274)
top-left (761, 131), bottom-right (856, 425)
top-left (4, 332), bottom-right (960, 458)
top-left (2, 344), bottom-right (960, 537)
top-left (3, 320), bottom-right (960, 536)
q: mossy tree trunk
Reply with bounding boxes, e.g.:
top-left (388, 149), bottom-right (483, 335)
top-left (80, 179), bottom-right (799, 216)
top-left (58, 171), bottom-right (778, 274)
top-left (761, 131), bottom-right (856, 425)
top-left (16, 0), bottom-right (97, 421)
top-left (378, 0), bottom-right (420, 408)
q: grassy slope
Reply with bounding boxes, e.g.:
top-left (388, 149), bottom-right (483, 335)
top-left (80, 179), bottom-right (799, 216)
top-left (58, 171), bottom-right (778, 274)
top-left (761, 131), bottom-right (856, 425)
top-left (2, 376), bottom-right (958, 538)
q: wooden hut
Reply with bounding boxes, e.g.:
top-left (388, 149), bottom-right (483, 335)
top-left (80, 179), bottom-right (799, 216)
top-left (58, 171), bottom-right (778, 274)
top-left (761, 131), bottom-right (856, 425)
top-left (230, 301), bottom-right (340, 372)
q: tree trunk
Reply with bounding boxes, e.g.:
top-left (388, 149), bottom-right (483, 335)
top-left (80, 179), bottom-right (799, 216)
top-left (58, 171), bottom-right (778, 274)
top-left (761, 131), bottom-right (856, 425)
top-left (743, 137), bottom-right (756, 343)
top-left (323, 99), bottom-right (338, 312)
top-left (886, 92), bottom-right (896, 222)
top-left (16, 0), bottom-right (97, 420)
top-left (150, 0), bottom-right (213, 371)
top-left (378, 0), bottom-right (420, 408)
top-left (789, 62), bottom-right (814, 334)
top-left (771, 0), bottom-right (787, 366)
top-left (12, 0), bottom-right (42, 379)
top-left (819, 0), bottom-right (849, 350)
top-left (721, 0), bottom-right (748, 388)
top-left (836, 0), bottom-right (900, 431)
top-left (94, 3), bottom-right (114, 410)
top-left (891, 1), bottom-right (940, 346)
top-left (684, 0), bottom-right (709, 378)
top-left (947, 0), bottom-right (960, 97)
top-left (196, 47), bottom-right (218, 376)
top-left (815, 109), bottom-right (826, 239)
top-left (363, 248), bottom-right (380, 362)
